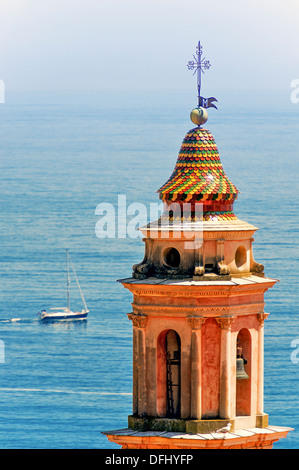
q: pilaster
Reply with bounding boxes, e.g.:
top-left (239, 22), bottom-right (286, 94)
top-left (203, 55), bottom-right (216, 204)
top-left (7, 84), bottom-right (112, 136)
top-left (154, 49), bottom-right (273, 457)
top-left (187, 316), bottom-right (206, 419)
top-left (216, 315), bottom-right (235, 418)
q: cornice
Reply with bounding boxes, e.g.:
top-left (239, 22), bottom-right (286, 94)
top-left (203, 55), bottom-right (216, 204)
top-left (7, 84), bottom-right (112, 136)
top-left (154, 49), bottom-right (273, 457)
top-left (132, 302), bottom-right (265, 317)
top-left (128, 286), bottom-right (272, 297)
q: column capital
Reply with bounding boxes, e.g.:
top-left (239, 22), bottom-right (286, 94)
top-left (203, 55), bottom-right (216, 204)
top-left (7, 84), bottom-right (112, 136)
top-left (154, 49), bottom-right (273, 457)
top-left (257, 312), bottom-right (269, 326)
top-left (127, 313), bottom-right (148, 328)
top-left (216, 315), bottom-right (235, 330)
top-left (187, 315), bottom-right (206, 330)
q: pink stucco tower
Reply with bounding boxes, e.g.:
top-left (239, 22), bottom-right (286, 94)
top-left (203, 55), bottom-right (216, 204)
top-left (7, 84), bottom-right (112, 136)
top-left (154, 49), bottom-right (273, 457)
top-left (103, 47), bottom-right (292, 448)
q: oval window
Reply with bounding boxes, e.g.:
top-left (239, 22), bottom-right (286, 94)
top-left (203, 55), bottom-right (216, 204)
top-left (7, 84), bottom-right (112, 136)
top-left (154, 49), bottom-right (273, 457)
top-left (164, 247), bottom-right (180, 268)
top-left (235, 246), bottom-right (247, 268)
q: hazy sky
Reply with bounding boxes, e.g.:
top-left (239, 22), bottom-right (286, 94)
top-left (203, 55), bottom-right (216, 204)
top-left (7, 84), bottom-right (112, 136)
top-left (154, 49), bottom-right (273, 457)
top-left (0, 0), bottom-right (298, 91)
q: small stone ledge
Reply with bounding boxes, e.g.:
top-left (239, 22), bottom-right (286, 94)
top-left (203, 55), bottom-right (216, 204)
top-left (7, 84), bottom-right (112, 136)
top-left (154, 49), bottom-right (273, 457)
top-left (128, 415), bottom-right (187, 433)
top-left (128, 413), bottom-right (270, 434)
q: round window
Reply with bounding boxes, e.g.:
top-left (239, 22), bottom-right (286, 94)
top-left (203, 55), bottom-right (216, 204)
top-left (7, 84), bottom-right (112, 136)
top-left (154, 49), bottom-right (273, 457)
top-left (164, 247), bottom-right (181, 268)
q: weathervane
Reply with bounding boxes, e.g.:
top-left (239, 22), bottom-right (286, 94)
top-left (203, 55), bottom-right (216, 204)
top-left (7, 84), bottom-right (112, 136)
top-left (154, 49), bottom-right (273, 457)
top-left (187, 41), bottom-right (218, 110)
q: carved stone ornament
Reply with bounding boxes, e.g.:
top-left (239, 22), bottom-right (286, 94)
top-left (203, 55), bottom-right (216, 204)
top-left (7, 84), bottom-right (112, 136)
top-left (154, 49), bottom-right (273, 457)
top-left (187, 315), bottom-right (206, 330)
top-left (251, 261), bottom-right (264, 274)
top-left (257, 312), bottom-right (269, 326)
top-left (215, 316), bottom-right (235, 330)
top-left (127, 313), bottom-right (148, 328)
top-left (217, 260), bottom-right (230, 275)
top-left (194, 265), bottom-right (205, 276)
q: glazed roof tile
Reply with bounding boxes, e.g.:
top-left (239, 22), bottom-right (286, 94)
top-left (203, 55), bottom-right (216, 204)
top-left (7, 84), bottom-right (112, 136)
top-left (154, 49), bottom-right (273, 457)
top-left (158, 127), bottom-right (239, 203)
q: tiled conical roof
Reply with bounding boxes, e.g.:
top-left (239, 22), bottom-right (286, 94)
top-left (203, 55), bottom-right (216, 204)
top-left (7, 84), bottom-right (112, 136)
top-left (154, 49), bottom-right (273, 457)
top-left (158, 127), bottom-right (239, 207)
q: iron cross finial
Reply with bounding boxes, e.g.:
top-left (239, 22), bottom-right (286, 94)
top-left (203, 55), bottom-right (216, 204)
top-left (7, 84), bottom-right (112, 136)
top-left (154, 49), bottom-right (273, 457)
top-left (187, 41), bottom-right (218, 110)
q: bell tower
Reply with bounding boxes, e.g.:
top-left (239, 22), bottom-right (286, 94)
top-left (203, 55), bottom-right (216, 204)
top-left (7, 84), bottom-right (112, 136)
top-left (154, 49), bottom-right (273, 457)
top-left (103, 42), bottom-right (292, 449)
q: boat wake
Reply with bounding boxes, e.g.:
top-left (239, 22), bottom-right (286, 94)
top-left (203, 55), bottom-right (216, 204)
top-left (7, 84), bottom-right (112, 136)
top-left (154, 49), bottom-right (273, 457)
top-left (0, 318), bottom-right (42, 324)
top-left (0, 318), bottom-right (22, 323)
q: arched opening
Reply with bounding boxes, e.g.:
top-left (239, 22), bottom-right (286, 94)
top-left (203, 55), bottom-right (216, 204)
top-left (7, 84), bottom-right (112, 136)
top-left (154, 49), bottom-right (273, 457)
top-left (156, 329), bottom-right (181, 418)
top-left (166, 330), bottom-right (181, 417)
top-left (235, 246), bottom-right (247, 269)
top-left (236, 328), bottom-right (251, 416)
top-left (163, 247), bottom-right (181, 268)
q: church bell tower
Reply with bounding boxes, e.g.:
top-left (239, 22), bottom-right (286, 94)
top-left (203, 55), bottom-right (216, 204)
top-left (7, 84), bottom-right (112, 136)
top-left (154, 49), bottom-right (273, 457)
top-left (103, 42), bottom-right (292, 449)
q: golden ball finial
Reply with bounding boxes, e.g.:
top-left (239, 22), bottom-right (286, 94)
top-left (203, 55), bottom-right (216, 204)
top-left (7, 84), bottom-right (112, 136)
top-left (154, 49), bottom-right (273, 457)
top-left (190, 107), bottom-right (208, 126)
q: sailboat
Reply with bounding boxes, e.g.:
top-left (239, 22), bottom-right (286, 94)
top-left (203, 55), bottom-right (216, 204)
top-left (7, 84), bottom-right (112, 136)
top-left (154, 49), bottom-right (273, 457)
top-left (39, 249), bottom-right (89, 321)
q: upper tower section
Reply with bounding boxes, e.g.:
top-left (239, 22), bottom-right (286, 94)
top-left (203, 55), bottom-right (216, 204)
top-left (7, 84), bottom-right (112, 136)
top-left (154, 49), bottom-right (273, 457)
top-left (132, 41), bottom-right (264, 280)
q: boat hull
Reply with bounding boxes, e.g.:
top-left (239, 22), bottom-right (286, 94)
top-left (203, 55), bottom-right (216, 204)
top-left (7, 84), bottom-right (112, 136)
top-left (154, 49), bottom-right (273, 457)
top-left (40, 311), bottom-right (89, 322)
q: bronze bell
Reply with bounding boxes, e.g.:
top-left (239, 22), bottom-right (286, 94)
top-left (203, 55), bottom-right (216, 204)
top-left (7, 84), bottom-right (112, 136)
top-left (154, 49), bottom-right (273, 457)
top-left (236, 357), bottom-right (249, 380)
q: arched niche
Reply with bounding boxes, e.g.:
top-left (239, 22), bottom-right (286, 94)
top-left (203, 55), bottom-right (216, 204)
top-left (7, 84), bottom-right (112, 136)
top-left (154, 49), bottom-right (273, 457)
top-left (235, 246), bottom-right (247, 271)
top-left (163, 247), bottom-right (181, 268)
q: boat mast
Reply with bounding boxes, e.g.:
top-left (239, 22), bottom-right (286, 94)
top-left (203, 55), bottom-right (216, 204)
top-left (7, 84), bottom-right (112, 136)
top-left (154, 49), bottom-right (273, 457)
top-left (69, 253), bottom-right (88, 311)
top-left (66, 249), bottom-right (70, 311)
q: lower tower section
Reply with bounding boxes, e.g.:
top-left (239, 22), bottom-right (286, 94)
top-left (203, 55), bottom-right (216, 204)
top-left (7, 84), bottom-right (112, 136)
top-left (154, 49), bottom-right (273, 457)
top-left (103, 275), bottom-right (292, 449)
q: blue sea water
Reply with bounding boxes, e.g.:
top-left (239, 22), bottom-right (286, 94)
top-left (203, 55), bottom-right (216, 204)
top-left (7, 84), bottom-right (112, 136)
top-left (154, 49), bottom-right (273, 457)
top-left (0, 88), bottom-right (298, 449)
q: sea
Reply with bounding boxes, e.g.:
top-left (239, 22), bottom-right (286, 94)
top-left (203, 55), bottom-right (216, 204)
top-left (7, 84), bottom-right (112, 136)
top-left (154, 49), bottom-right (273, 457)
top-left (0, 88), bottom-right (298, 449)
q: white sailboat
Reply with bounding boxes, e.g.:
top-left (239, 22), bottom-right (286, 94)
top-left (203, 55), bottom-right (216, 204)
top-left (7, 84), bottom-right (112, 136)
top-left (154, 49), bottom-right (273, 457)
top-left (39, 249), bottom-right (89, 321)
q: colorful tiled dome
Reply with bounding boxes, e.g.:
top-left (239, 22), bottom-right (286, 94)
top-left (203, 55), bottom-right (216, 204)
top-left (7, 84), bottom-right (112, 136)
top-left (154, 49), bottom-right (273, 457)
top-left (158, 127), bottom-right (239, 216)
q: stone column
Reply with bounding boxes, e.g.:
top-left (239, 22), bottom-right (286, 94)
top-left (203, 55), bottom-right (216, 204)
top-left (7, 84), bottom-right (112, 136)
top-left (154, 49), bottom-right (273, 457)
top-left (127, 313), bottom-right (147, 416)
top-left (257, 313), bottom-right (269, 415)
top-left (187, 316), bottom-right (206, 419)
top-left (216, 316), bottom-right (235, 418)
